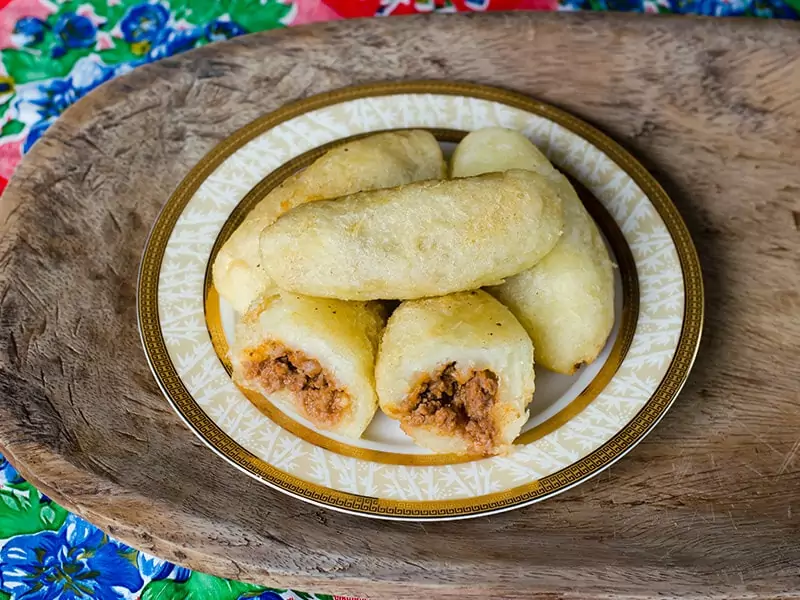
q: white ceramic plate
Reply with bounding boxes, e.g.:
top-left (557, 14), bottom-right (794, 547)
top-left (138, 82), bottom-right (703, 520)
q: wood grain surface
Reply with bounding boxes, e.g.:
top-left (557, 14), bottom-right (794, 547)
top-left (1, 12), bottom-right (799, 599)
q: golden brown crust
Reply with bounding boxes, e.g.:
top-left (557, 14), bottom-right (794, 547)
top-left (260, 170), bottom-right (563, 300)
top-left (214, 130), bottom-right (445, 312)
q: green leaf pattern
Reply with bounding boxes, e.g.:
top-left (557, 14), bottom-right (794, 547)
top-left (0, 457), bottom-right (351, 600)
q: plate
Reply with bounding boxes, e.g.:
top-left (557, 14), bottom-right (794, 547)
top-left (137, 81), bottom-right (703, 520)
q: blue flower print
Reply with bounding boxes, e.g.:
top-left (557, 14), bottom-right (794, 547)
top-left (120, 3), bottom-right (170, 44)
top-left (247, 592), bottom-right (284, 600)
top-left (22, 119), bottom-right (53, 153)
top-left (0, 514), bottom-right (143, 599)
top-left (205, 18), bottom-right (247, 42)
top-left (756, 0), bottom-right (798, 17)
top-left (137, 551), bottom-right (191, 583)
top-left (668, 0), bottom-right (749, 13)
top-left (25, 78), bottom-right (73, 119)
top-left (561, 0), bottom-right (646, 8)
top-left (12, 57), bottom-right (123, 153)
top-left (603, 0), bottom-right (645, 9)
top-left (0, 456), bottom-right (22, 487)
top-left (14, 57), bottom-right (117, 123)
top-left (68, 56), bottom-right (118, 91)
top-left (53, 12), bottom-right (97, 52)
top-left (0, 76), bottom-right (13, 96)
top-left (13, 17), bottom-right (48, 47)
top-left (147, 27), bottom-right (203, 61)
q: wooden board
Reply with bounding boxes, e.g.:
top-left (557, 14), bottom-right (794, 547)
top-left (1, 12), bottom-right (799, 599)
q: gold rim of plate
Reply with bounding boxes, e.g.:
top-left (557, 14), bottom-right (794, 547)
top-left (137, 81), bottom-right (704, 519)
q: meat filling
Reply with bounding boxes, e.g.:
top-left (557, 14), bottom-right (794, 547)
top-left (403, 363), bottom-right (499, 455)
top-left (243, 344), bottom-right (349, 427)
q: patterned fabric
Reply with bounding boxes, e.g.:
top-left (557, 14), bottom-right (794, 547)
top-left (0, 0), bottom-right (794, 597)
top-left (0, 458), bottom-right (355, 599)
top-left (0, 0), bottom-right (796, 193)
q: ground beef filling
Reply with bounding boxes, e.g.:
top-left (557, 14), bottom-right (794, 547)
top-left (403, 363), bottom-right (499, 455)
top-left (244, 344), bottom-right (349, 427)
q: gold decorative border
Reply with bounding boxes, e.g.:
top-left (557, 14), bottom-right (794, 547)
top-left (202, 134), bottom-right (640, 466)
top-left (137, 81), bottom-right (704, 520)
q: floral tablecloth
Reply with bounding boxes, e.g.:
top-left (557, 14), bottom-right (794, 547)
top-left (0, 0), bottom-right (796, 598)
